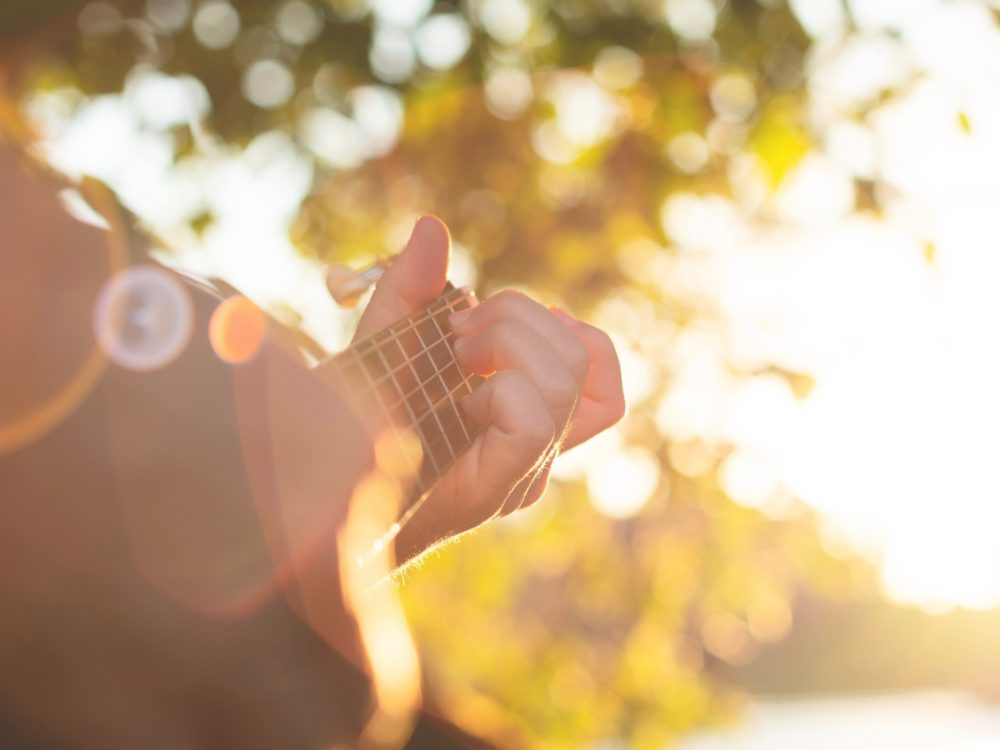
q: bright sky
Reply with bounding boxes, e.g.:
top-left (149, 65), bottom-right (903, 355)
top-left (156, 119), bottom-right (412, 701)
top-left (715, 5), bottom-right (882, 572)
top-left (654, 0), bottom-right (1000, 612)
top-left (26, 0), bottom-right (1000, 613)
top-left (561, 0), bottom-right (1000, 613)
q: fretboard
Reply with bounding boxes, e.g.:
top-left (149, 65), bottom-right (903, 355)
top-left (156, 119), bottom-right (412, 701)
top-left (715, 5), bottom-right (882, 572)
top-left (322, 284), bottom-right (482, 507)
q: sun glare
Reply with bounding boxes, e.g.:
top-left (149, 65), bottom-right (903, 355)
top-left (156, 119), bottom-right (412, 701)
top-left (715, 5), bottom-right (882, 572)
top-left (24, 0), bottom-right (1000, 613)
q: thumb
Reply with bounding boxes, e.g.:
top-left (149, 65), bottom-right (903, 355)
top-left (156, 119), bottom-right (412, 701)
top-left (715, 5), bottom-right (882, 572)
top-left (348, 215), bottom-right (450, 341)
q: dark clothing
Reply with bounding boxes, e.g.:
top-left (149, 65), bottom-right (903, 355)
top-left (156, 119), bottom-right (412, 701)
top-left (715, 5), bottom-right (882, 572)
top-left (0, 145), bottom-right (491, 749)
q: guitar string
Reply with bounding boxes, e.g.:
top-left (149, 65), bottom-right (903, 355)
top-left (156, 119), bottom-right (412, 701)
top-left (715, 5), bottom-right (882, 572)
top-left (354, 284), bottom-right (465, 356)
top-left (331, 290), bottom-right (471, 424)
top-left (391, 297), bottom-right (477, 462)
top-left (365, 342), bottom-right (445, 481)
top-left (311, 286), bottom-right (482, 567)
top-left (349, 358), bottom-right (480, 568)
top-left (328, 287), bottom-right (479, 483)
top-left (330, 286), bottom-right (468, 398)
top-left (355, 370), bottom-right (481, 570)
top-left (359, 343), bottom-right (478, 491)
top-left (351, 324), bottom-right (478, 479)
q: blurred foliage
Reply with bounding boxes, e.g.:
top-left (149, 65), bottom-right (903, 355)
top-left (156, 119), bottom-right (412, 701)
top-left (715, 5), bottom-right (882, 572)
top-left (7, 0), bottom-right (874, 746)
top-left (725, 595), bottom-right (1000, 702)
top-left (403, 478), bottom-right (867, 748)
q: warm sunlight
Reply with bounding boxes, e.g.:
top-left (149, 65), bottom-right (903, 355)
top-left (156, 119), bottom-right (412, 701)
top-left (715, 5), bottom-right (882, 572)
top-left (652, 0), bottom-right (1000, 613)
top-left (11, 0), bottom-right (1000, 747)
top-left (26, 0), bottom-right (1000, 615)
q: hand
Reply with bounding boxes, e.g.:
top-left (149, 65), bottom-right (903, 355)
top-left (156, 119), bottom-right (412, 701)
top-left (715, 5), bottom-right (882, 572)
top-left (331, 216), bottom-right (625, 564)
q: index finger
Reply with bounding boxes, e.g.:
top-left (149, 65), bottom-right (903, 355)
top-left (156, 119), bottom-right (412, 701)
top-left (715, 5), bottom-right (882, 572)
top-left (338, 215), bottom-right (451, 342)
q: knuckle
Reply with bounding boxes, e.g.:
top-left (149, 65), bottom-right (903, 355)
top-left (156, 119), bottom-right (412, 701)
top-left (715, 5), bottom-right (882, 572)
top-left (493, 318), bottom-right (528, 349)
top-left (595, 328), bottom-right (620, 359)
top-left (493, 288), bottom-right (549, 320)
top-left (493, 288), bottom-right (530, 311)
top-left (550, 367), bottom-right (581, 405)
top-left (564, 339), bottom-right (591, 381)
top-left (524, 414), bottom-right (557, 449)
top-left (492, 368), bottom-right (529, 391)
top-left (489, 370), bottom-right (535, 407)
top-left (609, 393), bottom-right (627, 425)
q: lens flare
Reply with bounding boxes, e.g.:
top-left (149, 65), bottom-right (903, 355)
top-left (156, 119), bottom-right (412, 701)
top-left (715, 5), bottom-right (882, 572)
top-left (338, 470), bottom-right (422, 748)
top-left (586, 446), bottom-right (661, 519)
top-left (209, 295), bottom-right (268, 364)
top-left (93, 266), bottom-right (194, 372)
top-left (0, 347), bottom-right (107, 456)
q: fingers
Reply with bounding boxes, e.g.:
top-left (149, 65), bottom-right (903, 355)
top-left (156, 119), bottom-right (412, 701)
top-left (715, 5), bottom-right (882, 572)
top-left (348, 215), bottom-right (450, 341)
top-left (506, 457), bottom-right (553, 514)
top-left (391, 370), bottom-right (554, 563)
top-left (458, 370), bottom-right (557, 520)
top-left (551, 308), bottom-right (627, 450)
top-left (451, 290), bottom-right (590, 386)
top-left (453, 319), bottom-right (581, 435)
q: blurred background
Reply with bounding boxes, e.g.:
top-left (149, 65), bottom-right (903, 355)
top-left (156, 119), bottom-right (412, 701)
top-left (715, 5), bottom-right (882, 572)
top-left (8, 0), bottom-right (1000, 746)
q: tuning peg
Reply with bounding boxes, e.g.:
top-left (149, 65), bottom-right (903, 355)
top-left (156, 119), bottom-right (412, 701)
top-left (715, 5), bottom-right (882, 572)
top-left (325, 258), bottom-right (391, 309)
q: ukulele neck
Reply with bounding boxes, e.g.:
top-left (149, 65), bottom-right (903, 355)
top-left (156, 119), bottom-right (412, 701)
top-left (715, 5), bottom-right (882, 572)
top-left (318, 284), bottom-right (481, 503)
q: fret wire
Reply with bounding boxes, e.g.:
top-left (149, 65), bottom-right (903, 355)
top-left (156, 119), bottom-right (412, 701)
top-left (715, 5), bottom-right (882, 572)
top-left (422, 407), bottom-right (451, 477)
top-left (374, 363), bottom-right (478, 482)
top-left (410, 371), bottom-right (480, 494)
top-left (350, 346), bottom-right (398, 429)
top-left (340, 291), bottom-right (459, 378)
top-left (373, 292), bottom-right (463, 359)
top-left (358, 286), bottom-right (463, 354)
top-left (446, 382), bottom-right (474, 446)
top-left (371, 335), bottom-right (411, 421)
top-left (408, 366), bottom-right (476, 465)
top-left (428, 374), bottom-right (478, 442)
top-left (364, 364), bottom-right (469, 489)
top-left (426, 370), bottom-right (477, 424)
top-left (400, 375), bottom-right (473, 494)
top-left (403, 369), bottom-right (481, 499)
top-left (426, 311), bottom-right (463, 462)
top-left (343, 287), bottom-right (480, 563)
top-left (329, 287), bottom-right (479, 495)
top-left (335, 336), bottom-right (470, 424)
top-left (394, 296), bottom-right (465, 479)
top-left (385, 349), bottom-right (471, 421)
top-left (372, 340), bottom-right (424, 478)
top-left (334, 290), bottom-right (468, 399)
top-left (394, 351), bottom-right (446, 480)
top-left (353, 286), bottom-right (464, 356)
top-left (407, 385), bottom-right (445, 481)
top-left (333, 341), bottom-right (426, 399)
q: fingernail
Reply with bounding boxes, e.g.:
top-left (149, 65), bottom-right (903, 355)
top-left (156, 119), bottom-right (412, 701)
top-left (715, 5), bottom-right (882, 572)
top-left (410, 214), bottom-right (446, 246)
top-left (407, 215), bottom-right (426, 242)
top-left (450, 310), bottom-right (472, 329)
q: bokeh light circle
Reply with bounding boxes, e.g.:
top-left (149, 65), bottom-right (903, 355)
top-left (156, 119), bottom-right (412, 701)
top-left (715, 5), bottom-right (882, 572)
top-left (93, 266), bottom-right (194, 372)
top-left (208, 295), bottom-right (268, 364)
top-left (586, 446), bottom-right (662, 519)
